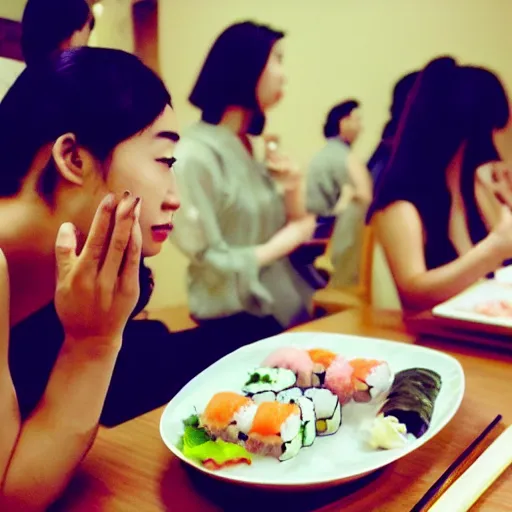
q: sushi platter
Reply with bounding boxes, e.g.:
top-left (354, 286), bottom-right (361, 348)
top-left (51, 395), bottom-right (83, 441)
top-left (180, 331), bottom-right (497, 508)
top-left (160, 332), bottom-right (464, 490)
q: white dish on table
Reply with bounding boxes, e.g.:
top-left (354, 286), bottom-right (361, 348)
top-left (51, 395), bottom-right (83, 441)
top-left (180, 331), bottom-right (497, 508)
top-left (160, 331), bottom-right (464, 490)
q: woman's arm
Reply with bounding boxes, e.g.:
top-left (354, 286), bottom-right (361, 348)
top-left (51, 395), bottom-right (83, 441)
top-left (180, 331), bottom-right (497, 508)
top-left (0, 251), bottom-right (20, 489)
top-left (255, 215), bottom-right (316, 266)
top-left (374, 201), bottom-right (509, 312)
top-left (1, 193), bottom-right (142, 511)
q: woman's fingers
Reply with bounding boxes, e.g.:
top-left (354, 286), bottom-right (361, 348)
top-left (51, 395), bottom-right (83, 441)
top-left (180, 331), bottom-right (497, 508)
top-left (98, 196), bottom-right (140, 294)
top-left (119, 206), bottom-right (142, 298)
top-left (79, 193), bottom-right (118, 272)
top-left (55, 222), bottom-right (78, 282)
top-left (479, 163), bottom-right (512, 209)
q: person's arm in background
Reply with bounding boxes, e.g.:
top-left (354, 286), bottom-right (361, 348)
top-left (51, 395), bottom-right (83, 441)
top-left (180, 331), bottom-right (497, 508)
top-left (1, 193), bottom-right (142, 511)
top-left (346, 152), bottom-right (373, 206)
top-left (374, 200), bottom-right (512, 312)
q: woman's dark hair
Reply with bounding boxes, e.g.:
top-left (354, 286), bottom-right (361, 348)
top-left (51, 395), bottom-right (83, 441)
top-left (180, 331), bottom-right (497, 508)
top-left (0, 47), bottom-right (172, 199)
top-left (367, 72), bottom-right (419, 183)
top-left (21, 0), bottom-right (94, 65)
top-left (381, 71), bottom-right (420, 141)
top-left (368, 56), bottom-right (509, 265)
top-left (189, 20), bottom-right (284, 136)
top-left (323, 100), bottom-right (360, 138)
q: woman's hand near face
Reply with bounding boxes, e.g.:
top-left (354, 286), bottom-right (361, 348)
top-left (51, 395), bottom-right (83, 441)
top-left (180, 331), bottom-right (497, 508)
top-left (477, 161), bottom-right (512, 208)
top-left (266, 150), bottom-right (308, 221)
top-left (488, 205), bottom-right (512, 260)
top-left (0, 193), bottom-right (143, 511)
top-left (55, 192), bottom-right (142, 350)
top-left (267, 152), bottom-right (302, 192)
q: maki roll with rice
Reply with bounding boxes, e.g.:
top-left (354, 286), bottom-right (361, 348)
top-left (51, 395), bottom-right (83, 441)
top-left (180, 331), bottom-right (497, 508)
top-left (304, 388), bottom-right (342, 436)
top-left (242, 367), bottom-right (297, 403)
top-left (276, 388), bottom-right (317, 448)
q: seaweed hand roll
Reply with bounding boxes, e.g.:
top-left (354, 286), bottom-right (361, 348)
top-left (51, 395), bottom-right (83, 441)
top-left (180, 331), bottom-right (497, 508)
top-left (379, 368), bottom-right (442, 438)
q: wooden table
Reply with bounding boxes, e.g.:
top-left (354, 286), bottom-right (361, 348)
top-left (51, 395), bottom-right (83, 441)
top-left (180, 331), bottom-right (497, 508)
top-left (51, 308), bottom-right (512, 512)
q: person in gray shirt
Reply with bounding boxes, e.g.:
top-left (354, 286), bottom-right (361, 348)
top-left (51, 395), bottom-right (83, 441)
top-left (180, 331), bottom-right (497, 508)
top-left (306, 100), bottom-right (373, 287)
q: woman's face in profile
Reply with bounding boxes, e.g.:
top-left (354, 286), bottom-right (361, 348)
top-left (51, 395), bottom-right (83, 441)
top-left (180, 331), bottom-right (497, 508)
top-left (84, 105), bottom-right (181, 258)
top-left (256, 40), bottom-right (286, 111)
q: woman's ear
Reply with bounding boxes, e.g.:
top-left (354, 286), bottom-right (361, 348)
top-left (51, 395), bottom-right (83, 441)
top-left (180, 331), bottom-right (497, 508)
top-left (52, 133), bottom-right (85, 186)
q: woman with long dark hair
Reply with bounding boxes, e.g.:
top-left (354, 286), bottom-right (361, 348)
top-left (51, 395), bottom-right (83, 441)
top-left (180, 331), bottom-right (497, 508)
top-left (368, 56), bottom-right (512, 312)
top-left (171, 21), bottom-right (316, 345)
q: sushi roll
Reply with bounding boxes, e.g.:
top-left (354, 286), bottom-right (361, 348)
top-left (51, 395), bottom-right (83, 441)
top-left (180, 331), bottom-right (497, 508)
top-left (276, 387), bottom-right (303, 403)
top-left (349, 359), bottom-right (394, 403)
top-left (324, 355), bottom-right (355, 404)
top-left (242, 367), bottom-right (297, 400)
top-left (250, 390), bottom-right (279, 404)
top-left (295, 396), bottom-right (317, 447)
top-left (307, 349), bottom-right (337, 387)
top-left (247, 402), bottom-right (303, 461)
top-left (201, 392), bottom-right (256, 444)
top-left (304, 388), bottom-right (342, 436)
top-left (276, 389), bottom-right (316, 448)
top-left (262, 347), bottom-right (314, 387)
top-left (379, 368), bottom-right (442, 438)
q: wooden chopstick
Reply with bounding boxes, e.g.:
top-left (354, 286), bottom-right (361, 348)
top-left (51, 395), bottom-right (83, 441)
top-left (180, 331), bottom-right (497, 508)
top-left (410, 414), bottom-right (503, 512)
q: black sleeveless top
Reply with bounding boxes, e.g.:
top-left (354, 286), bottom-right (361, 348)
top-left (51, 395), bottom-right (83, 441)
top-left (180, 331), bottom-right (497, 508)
top-left (9, 260), bottom-right (155, 421)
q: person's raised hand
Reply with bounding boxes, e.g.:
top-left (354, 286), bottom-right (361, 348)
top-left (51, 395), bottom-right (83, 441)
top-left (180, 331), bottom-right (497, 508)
top-left (54, 192), bottom-right (142, 350)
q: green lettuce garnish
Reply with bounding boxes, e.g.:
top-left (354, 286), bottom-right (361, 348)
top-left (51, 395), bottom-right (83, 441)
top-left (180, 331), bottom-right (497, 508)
top-left (183, 414), bottom-right (200, 428)
top-left (183, 439), bottom-right (252, 467)
top-left (178, 414), bottom-right (252, 469)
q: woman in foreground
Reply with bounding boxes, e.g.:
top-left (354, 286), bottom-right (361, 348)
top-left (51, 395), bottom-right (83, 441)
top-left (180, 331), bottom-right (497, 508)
top-left (369, 56), bottom-right (512, 312)
top-left (0, 46), bottom-right (182, 509)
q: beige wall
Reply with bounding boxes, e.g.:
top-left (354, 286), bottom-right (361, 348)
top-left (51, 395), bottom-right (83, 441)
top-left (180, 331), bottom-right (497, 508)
top-left (0, 57), bottom-right (24, 99)
top-left (0, 0), bottom-right (26, 21)
top-left (150, 0), bottom-right (512, 311)
top-left (89, 0), bottom-right (135, 53)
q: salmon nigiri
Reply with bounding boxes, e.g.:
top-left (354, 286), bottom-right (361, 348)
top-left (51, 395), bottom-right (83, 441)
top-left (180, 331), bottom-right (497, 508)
top-left (201, 392), bottom-right (256, 443)
top-left (247, 402), bottom-right (302, 461)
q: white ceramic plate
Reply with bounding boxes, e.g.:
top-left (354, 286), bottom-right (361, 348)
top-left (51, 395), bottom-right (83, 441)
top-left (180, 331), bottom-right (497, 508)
top-left (160, 332), bottom-right (464, 490)
top-left (433, 280), bottom-right (512, 329)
